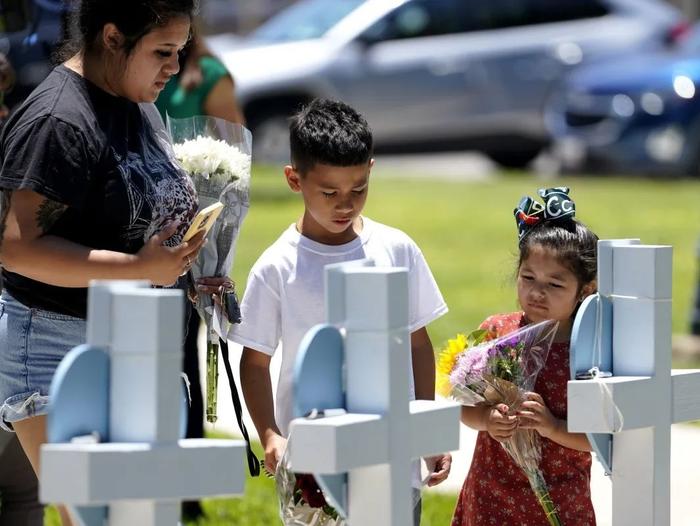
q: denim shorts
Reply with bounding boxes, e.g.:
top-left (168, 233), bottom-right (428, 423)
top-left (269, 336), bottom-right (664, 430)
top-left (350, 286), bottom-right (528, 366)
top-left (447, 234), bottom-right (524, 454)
top-left (0, 290), bottom-right (86, 431)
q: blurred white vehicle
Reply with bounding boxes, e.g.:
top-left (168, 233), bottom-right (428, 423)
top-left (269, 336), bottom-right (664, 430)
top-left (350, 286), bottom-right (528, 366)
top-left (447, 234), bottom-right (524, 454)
top-left (208, 0), bottom-right (686, 166)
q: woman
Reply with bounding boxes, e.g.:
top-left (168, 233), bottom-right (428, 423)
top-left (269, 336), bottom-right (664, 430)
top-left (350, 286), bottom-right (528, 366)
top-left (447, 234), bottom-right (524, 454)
top-left (0, 1), bottom-right (215, 523)
top-left (155, 28), bottom-right (245, 124)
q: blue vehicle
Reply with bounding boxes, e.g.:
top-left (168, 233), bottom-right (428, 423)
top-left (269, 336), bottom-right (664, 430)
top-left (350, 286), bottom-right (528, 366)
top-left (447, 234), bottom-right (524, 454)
top-left (548, 24), bottom-right (700, 176)
top-left (0, 0), bottom-right (69, 110)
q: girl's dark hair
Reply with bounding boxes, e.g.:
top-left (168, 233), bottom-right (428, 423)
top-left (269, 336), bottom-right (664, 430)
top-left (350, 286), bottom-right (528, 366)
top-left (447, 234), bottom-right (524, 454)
top-left (57, 0), bottom-right (197, 61)
top-left (518, 219), bottom-right (598, 291)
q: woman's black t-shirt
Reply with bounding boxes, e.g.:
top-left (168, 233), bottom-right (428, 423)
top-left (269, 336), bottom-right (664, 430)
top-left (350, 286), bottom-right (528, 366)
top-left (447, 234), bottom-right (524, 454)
top-left (0, 65), bottom-right (198, 318)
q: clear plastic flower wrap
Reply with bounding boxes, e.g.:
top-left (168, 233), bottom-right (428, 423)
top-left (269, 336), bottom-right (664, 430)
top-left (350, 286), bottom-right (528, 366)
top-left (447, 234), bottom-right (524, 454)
top-left (167, 115), bottom-right (252, 317)
top-left (275, 446), bottom-right (347, 526)
top-left (167, 115), bottom-right (252, 423)
top-left (437, 319), bottom-right (562, 526)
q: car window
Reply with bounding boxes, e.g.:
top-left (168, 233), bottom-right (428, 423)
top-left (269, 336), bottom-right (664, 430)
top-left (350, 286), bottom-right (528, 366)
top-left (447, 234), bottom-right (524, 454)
top-left (517, 0), bottom-right (609, 25)
top-left (360, 0), bottom-right (609, 43)
top-left (360, 0), bottom-right (483, 42)
top-left (467, 0), bottom-right (609, 30)
top-left (250, 0), bottom-right (365, 43)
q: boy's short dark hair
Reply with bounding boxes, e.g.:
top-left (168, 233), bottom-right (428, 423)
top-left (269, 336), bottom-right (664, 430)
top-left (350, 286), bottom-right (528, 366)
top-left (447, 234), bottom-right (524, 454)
top-left (289, 98), bottom-right (373, 175)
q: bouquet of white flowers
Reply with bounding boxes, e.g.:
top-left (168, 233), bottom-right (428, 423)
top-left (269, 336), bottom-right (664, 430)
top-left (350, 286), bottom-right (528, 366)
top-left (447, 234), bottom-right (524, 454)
top-left (172, 135), bottom-right (251, 189)
top-left (168, 115), bottom-right (252, 424)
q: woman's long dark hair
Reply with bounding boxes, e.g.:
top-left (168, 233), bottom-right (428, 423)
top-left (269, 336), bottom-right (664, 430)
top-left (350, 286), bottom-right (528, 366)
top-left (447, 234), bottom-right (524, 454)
top-left (56, 0), bottom-right (197, 61)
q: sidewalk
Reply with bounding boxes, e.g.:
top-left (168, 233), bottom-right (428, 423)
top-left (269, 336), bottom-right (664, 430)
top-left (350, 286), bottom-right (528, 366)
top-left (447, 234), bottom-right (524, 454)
top-left (207, 338), bottom-right (700, 525)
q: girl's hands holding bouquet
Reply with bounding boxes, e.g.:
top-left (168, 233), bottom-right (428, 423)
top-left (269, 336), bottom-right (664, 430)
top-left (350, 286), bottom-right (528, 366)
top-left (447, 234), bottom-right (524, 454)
top-left (484, 403), bottom-right (519, 443)
top-left (517, 392), bottom-right (561, 439)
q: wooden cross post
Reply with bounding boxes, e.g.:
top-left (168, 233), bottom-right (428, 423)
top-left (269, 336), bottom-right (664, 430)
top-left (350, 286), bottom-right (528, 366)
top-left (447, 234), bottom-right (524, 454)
top-left (288, 262), bottom-right (460, 525)
top-left (40, 281), bottom-right (247, 526)
top-left (568, 241), bottom-right (700, 525)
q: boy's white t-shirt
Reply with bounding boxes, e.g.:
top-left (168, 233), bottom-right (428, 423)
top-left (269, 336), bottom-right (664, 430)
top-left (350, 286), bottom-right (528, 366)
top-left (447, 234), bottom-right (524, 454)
top-left (229, 217), bottom-right (448, 454)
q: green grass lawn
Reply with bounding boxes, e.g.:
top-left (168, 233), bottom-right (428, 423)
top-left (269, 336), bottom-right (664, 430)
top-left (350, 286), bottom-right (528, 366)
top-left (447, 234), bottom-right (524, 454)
top-left (181, 438), bottom-right (457, 525)
top-left (237, 164), bottom-right (700, 343)
top-left (45, 165), bottom-right (700, 525)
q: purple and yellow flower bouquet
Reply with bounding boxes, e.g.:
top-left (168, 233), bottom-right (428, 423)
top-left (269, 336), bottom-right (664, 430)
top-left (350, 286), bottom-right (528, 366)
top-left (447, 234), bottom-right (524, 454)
top-left (437, 319), bottom-right (562, 526)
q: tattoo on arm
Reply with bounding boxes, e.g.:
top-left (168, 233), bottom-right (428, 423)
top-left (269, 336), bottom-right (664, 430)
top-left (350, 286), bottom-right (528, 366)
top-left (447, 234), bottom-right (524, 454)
top-left (0, 190), bottom-right (10, 253)
top-left (35, 198), bottom-right (68, 234)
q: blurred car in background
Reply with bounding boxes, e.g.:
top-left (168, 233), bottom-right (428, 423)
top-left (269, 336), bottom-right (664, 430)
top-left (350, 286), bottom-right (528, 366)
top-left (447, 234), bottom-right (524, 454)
top-left (198, 0), bottom-right (295, 35)
top-left (207, 0), bottom-right (686, 166)
top-left (547, 22), bottom-right (700, 176)
top-left (0, 0), bottom-right (68, 110)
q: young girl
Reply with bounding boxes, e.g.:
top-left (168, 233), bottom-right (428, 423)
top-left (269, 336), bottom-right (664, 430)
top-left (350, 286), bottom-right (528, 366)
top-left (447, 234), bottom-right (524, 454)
top-left (452, 187), bottom-right (598, 526)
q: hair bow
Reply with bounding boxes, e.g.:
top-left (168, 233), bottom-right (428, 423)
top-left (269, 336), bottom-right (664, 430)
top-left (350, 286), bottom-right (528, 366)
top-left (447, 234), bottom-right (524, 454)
top-left (514, 187), bottom-right (576, 241)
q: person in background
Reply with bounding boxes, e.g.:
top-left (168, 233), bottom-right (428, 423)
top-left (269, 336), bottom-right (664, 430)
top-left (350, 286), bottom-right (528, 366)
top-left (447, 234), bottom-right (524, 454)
top-left (155, 28), bottom-right (244, 124)
top-left (155, 27), bottom-right (245, 522)
top-left (0, 430), bottom-right (43, 525)
top-left (0, 51), bottom-right (43, 526)
top-left (0, 53), bottom-right (15, 123)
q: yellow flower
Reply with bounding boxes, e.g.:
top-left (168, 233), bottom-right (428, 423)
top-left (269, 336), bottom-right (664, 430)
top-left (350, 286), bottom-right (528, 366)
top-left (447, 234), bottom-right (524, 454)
top-left (436, 333), bottom-right (468, 397)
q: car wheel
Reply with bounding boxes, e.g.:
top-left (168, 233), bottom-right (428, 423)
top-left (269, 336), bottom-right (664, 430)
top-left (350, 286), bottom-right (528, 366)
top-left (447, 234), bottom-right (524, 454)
top-left (250, 112), bottom-right (291, 164)
top-left (485, 146), bottom-right (544, 169)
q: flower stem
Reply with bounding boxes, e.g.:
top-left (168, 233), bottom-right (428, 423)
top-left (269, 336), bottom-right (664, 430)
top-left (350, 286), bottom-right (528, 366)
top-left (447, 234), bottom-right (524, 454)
top-left (206, 335), bottom-right (219, 424)
top-left (527, 469), bottom-right (562, 526)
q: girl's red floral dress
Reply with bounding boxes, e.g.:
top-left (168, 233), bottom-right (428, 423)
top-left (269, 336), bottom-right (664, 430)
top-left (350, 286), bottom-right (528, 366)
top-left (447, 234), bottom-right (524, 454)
top-left (451, 312), bottom-right (596, 526)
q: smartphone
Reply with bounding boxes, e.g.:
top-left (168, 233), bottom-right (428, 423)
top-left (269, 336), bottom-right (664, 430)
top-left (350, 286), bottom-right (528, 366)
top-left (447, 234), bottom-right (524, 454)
top-left (182, 201), bottom-right (224, 242)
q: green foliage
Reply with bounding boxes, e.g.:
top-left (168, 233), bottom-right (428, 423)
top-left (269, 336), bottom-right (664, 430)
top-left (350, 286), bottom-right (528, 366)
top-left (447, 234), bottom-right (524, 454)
top-left (492, 355), bottom-right (519, 383)
top-left (44, 507), bottom-right (59, 525)
top-left (491, 342), bottom-right (525, 383)
top-left (466, 329), bottom-right (488, 347)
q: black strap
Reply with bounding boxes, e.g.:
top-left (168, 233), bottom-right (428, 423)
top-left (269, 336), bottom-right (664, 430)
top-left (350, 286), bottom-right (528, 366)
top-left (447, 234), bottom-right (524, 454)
top-left (219, 336), bottom-right (261, 477)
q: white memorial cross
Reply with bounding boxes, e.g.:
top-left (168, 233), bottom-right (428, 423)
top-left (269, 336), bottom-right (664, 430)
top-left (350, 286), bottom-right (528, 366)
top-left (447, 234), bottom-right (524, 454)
top-left (568, 241), bottom-right (700, 525)
top-left (289, 264), bottom-right (460, 526)
top-left (40, 281), bottom-right (247, 526)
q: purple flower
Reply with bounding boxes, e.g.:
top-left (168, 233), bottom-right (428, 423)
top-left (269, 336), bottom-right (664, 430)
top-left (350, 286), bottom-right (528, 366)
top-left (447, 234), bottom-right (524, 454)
top-left (503, 336), bottom-right (521, 349)
top-left (450, 345), bottom-right (492, 387)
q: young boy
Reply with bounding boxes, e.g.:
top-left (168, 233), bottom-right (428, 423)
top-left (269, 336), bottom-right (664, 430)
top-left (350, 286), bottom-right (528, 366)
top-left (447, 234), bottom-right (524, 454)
top-left (230, 99), bottom-right (451, 523)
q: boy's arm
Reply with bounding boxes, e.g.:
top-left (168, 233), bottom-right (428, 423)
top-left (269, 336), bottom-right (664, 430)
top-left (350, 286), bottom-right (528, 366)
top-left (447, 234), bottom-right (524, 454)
top-left (240, 347), bottom-right (286, 473)
top-left (411, 327), bottom-right (436, 400)
top-left (411, 327), bottom-right (453, 486)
